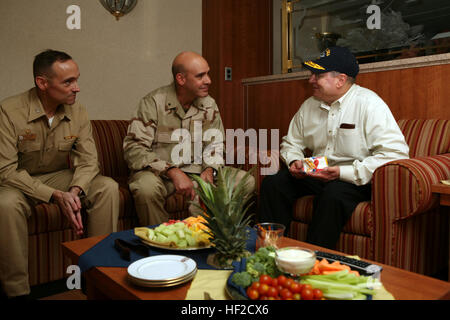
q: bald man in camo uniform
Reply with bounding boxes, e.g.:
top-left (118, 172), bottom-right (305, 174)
top-left (123, 52), bottom-right (254, 226)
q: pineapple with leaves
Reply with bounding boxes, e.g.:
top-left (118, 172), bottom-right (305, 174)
top-left (190, 166), bottom-right (255, 268)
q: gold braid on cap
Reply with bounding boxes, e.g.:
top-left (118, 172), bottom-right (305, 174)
top-left (304, 61), bottom-right (325, 70)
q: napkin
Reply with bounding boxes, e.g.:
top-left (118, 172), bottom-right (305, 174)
top-left (185, 269), bottom-right (233, 300)
top-left (372, 286), bottom-right (395, 300)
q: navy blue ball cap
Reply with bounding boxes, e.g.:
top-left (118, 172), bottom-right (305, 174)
top-left (302, 46), bottom-right (359, 78)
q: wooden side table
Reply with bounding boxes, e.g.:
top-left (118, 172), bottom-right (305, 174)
top-left (431, 183), bottom-right (450, 281)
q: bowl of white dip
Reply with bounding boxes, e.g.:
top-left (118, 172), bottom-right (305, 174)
top-left (275, 247), bottom-right (316, 275)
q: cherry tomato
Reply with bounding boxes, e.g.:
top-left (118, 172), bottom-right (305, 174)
top-left (258, 283), bottom-right (269, 296)
top-left (259, 274), bottom-right (272, 285)
top-left (266, 286), bottom-right (278, 298)
top-left (246, 287), bottom-right (259, 300)
top-left (250, 281), bottom-right (261, 291)
top-left (293, 293), bottom-right (301, 300)
top-left (276, 285), bottom-right (284, 293)
top-left (313, 288), bottom-right (324, 300)
top-left (271, 278), bottom-right (279, 287)
top-left (280, 288), bottom-right (293, 300)
top-left (301, 288), bottom-right (314, 300)
top-left (302, 284), bottom-right (313, 291)
top-left (290, 282), bottom-right (302, 294)
top-left (284, 278), bottom-right (294, 288)
top-left (277, 275), bottom-right (287, 287)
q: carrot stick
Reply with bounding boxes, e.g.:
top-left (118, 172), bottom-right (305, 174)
top-left (322, 270), bottom-right (342, 275)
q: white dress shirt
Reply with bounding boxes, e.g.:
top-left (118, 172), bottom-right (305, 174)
top-left (280, 84), bottom-right (409, 186)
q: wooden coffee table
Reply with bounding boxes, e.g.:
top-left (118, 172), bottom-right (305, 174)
top-left (62, 235), bottom-right (450, 300)
top-left (432, 183), bottom-right (450, 206)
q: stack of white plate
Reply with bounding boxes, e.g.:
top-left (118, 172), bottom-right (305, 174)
top-left (127, 255), bottom-right (197, 288)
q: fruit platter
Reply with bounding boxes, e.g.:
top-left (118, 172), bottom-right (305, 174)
top-left (228, 246), bottom-right (383, 300)
top-left (134, 216), bottom-right (212, 250)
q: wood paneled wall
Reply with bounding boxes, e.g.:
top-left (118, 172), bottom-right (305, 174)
top-left (244, 63), bottom-right (450, 138)
top-left (245, 80), bottom-right (312, 137)
top-left (357, 64), bottom-right (450, 120)
top-left (202, 0), bottom-right (273, 130)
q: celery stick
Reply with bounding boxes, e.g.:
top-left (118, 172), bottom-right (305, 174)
top-left (302, 278), bottom-right (374, 296)
top-left (352, 293), bottom-right (368, 300)
top-left (302, 272), bottom-right (373, 286)
top-left (302, 279), bottom-right (355, 291)
top-left (323, 291), bottom-right (356, 300)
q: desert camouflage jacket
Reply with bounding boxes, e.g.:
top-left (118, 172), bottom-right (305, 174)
top-left (123, 83), bottom-right (225, 176)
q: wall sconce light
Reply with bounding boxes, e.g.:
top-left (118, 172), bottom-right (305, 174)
top-left (99, 0), bottom-right (138, 21)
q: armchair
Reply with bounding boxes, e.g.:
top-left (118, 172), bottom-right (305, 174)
top-left (260, 119), bottom-right (450, 276)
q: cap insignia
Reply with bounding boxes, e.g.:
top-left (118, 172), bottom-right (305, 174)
top-left (304, 61), bottom-right (325, 70)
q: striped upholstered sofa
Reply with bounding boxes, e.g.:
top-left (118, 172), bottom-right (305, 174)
top-left (28, 120), bottom-right (192, 288)
top-left (284, 119), bottom-right (449, 276)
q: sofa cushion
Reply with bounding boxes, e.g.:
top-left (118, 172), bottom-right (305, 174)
top-left (28, 203), bottom-right (72, 235)
top-left (398, 119), bottom-right (450, 157)
top-left (165, 193), bottom-right (190, 220)
top-left (115, 177), bottom-right (136, 220)
top-left (91, 120), bottom-right (130, 179)
top-left (28, 229), bottom-right (76, 286)
top-left (293, 196), bottom-right (372, 236)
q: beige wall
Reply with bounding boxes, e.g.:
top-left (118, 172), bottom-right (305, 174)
top-left (0, 0), bottom-right (202, 120)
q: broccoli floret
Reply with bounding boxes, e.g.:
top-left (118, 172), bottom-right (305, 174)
top-left (250, 262), bottom-right (266, 275)
top-left (246, 247), bottom-right (278, 279)
top-left (244, 246), bottom-right (281, 279)
top-left (264, 262), bottom-right (282, 278)
top-left (254, 247), bottom-right (271, 258)
top-left (247, 255), bottom-right (260, 264)
top-left (231, 272), bottom-right (252, 288)
top-left (246, 264), bottom-right (260, 278)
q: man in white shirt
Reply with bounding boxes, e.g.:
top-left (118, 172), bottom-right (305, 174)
top-left (258, 46), bottom-right (409, 249)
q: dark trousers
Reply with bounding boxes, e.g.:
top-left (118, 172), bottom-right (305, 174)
top-left (258, 167), bottom-right (371, 249)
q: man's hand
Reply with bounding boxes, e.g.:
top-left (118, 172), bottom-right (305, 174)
top-left (200, 167), bottom-right (214, 185)
top-left (52, 189), bottom-right (84, 236)
top-left (306, 166), bottom-right (340, 182)
top-left (167, 167), bottom-right (196, 200)
top-left (289, 160), bottom-right (307, 179)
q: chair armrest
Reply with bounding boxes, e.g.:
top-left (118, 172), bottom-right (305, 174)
top-left (372, 153), bottom-right (450, 221)
top-left (371, 153), bottom-right (450, 271)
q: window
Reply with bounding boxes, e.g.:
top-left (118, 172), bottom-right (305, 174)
top-left (281, 0), bottom-right (450, 73)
